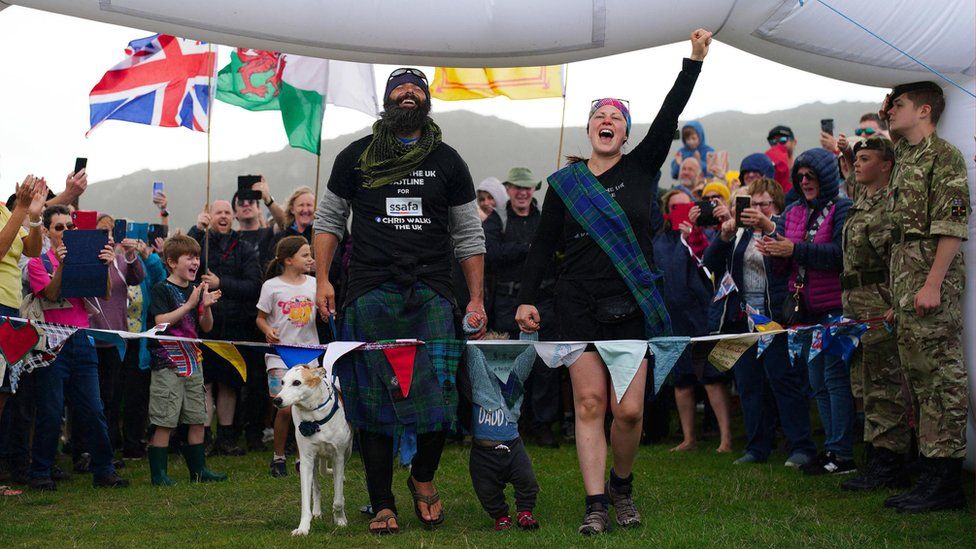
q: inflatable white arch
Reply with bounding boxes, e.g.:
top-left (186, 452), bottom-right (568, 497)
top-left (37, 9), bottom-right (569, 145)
top-left (3, 0), bottom-right (975, 464)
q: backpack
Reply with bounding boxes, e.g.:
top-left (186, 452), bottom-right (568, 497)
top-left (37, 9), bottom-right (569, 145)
top-left (19, 253), bottom-right (73, 322)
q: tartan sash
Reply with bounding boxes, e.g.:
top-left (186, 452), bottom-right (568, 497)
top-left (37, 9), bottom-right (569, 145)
top-left (547, 161), bottom-right (672, 337)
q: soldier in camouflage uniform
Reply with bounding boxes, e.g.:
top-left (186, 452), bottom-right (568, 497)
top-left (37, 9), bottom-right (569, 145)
top-left (881, 81), bottom-right (970, 514)
top-left (838, 137), bottom-right (912, 492)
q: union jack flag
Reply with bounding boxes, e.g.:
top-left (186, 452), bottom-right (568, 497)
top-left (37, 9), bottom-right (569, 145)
top-left (88, 34), bottom-right (216, 135)
top-left (159, 340), bottom-right (202, 377)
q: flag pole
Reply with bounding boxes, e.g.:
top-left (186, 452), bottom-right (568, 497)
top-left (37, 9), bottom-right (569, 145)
top-left (204, 43), bottom-right (216, 271)
top-left (555, 64), bottom-right (569, 170)
top-left (314, 150), bottom-right (322, 203)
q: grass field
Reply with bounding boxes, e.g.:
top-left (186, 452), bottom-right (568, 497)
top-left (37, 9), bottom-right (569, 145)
top-left (1, 436), bottom-right (973, 547)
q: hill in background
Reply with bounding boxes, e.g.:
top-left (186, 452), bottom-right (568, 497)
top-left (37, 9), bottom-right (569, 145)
top-left (85, 101), bottom-right (875, 228)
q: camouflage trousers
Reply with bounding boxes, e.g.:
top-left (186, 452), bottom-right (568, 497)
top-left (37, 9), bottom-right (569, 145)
top-left (849, 329), bottom-right (911, 453)
top-left (891, 240), bottom-right (968, 459)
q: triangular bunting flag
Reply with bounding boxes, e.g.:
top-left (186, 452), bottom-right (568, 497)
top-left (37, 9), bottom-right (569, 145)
top-left (7, 359), bottom-right (22, 393)
top-left (39, 323), bottom-right (78, 351)
top-left (533, 342), bottom-right (586, 369)
top-left (383, 345), bottom-right (417, 397)
top-left (87, 330), bottom-right (127, 361)
top-left (707, 334), bottom-right (761, 372)
top-left (274, 345), bottom-right (326, 368)
top-left (648, 337), bottom-right (691, 395)
top-left (757, 334), bottom-right (775, 358)
top-left (202, 341), bottom-right (248, 382)
top-left (787, 330), bottom-right (803, 365)
top-left (322, 341), bottom-right (363, 370)
top-left (471, 342), bottom-right (531, 384)
top-left (594, 341), bottom-right (647, 403)
top-left (807, 326), bottom-right (826, 363)
top-left (826, 322), bottom-right (868, 363)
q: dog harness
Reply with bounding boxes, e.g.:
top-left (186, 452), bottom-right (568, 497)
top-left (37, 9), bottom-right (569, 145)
top-left (297, 394), bottom-right (342, 437)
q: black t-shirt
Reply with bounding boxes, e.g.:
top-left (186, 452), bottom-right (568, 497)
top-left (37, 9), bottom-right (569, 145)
top-left (519, 58), bottom-right (702, 304)
top-left (148, 279), bottom-right (200, 369)
top-left (327, 134), bottom-right (476, 301)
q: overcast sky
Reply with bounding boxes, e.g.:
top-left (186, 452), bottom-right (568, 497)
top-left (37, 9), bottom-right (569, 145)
top-left (0, 6), bottom-right (886, 197)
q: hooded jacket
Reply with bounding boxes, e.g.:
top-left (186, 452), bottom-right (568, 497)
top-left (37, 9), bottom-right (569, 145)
top-left (765, 143), bottom-right (794, 195)
top-left (739, 153), bottom-right (776, 180)
top-left (653, 228), bottom-right (714, 337)
top-left (670, 120), bottom-right (715, 179)
top-left (774, 148), bottom-right (852, 317)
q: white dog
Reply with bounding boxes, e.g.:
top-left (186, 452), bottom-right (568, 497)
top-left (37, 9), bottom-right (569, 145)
top-left (273, 365), bottom-right (352, 536)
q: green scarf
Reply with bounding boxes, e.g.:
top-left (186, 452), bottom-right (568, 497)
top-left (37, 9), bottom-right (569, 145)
top-left (358, 118), bottom-right (442, 189)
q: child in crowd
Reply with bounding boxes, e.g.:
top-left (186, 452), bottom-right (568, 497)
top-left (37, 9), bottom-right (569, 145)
top-left (670, 120), bottom-right (715, 179)
top-left (256, 236), bottom-right (319, 478)
top-left (466, 334), bottom-right (541, 531)
top-left (146, 234), bottom-right (227, 486)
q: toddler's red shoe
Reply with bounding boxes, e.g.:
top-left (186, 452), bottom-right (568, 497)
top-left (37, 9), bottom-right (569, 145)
top-left (494, 515), bottom-right (512, 531)
top-left (516, 511), bottom-right (539, 530)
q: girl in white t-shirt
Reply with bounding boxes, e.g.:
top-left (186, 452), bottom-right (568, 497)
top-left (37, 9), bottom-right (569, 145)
top-left (256, 236), bottom-right (318, 478)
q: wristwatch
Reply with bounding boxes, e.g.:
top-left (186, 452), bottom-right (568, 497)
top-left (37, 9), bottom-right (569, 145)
top-left (160, 209), bottom-right (169, 218)
top-left (265, 197), bottom-right (275, 207)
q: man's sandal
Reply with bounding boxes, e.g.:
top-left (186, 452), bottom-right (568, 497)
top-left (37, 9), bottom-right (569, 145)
top-left (407, 476), bottom-right (445, 529)
top-left (368, 509), bottom-right (400, 535)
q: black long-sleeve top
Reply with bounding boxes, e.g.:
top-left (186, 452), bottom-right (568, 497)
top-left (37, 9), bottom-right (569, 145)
top-left (518, 58), bottom-right (703, 305)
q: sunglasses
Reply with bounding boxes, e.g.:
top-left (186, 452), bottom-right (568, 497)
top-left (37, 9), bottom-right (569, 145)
top-left (796, 172), bottom-right (818, 183)
top-left (388, 68), bottom-right (428, 83)
top-left (854, 127), bottom-right (878, 137)
top-left (52, 223), bottom-right (76, 231)
top-left (590, 98), bottom-right (630, 110)
top-left (768, 136), bottom-right (790, 145)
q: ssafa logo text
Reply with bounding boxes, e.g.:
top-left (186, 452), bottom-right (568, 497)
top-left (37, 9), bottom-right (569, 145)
top-left (386, 197), bottom-right (423, 217)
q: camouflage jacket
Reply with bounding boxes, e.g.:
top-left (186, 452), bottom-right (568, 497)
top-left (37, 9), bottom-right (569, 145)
top-left (887, 132), bottom-right (970, 241)
top-left (842, 186), bottom-right (892, 317)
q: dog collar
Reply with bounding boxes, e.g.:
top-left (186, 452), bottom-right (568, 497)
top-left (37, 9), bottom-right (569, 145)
top-left (298, 396), bottom-right (341, 437)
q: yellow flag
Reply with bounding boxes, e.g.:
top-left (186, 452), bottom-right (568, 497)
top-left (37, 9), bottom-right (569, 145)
top-left (431, 66), bottom-right (563, 101)
top-left (202, 341), bottom-right (248, 382)
top-left (707, 335), bottom-right (762, 372)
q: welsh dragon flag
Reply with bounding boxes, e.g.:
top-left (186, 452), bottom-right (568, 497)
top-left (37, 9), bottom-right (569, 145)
top-left (216, 49), bottom-right (378, 154)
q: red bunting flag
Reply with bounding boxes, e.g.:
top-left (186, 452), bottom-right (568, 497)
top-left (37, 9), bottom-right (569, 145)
top-left (382, 345), bottom-right (417, 397)
top-left (0, 319), bottom-right (40, 364)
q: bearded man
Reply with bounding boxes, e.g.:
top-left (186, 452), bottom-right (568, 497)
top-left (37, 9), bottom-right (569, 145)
top-left (313, 68), bottom-right (485, 534)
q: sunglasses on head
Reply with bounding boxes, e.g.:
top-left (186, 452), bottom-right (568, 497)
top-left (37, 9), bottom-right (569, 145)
top-left (52, 223), bottom-right (76, 231)
top-left (388, 68), bottom-right (428, 83)
top-left (854, 127), bottom-right (878, 137)
top-left (590, 98), bottom-right (630, 110)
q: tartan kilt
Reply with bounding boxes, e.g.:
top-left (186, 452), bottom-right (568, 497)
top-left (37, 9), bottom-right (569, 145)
top-left (337, 282), bottom-right (463, 436)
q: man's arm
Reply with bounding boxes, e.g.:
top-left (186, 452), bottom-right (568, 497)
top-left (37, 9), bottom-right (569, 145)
top-left (48, 171), bottom-right (87, 207)
top-left (314, 232), bottom-right (341, 318)
top-left (459, 254), bottom-right (486, 337)
top-left (256, 178), bottom-right (288, 229)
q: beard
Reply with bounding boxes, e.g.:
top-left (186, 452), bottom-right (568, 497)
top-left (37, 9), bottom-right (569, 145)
top-left (380, 94), bottom-right (431, 134)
